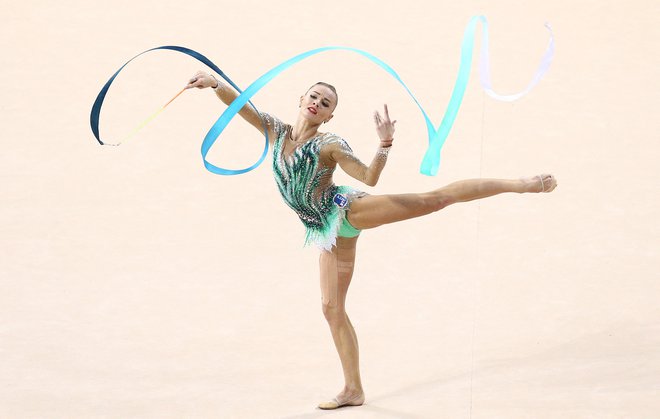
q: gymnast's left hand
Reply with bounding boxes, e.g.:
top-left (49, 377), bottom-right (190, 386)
top-left (374, 104), bottom-right (396, 147)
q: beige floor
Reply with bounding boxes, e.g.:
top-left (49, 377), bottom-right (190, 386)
top-left (1, 0), bottom-right (659, 418)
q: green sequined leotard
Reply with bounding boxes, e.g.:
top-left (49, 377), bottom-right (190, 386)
top-left (263, 113), bottom-right (365, 251)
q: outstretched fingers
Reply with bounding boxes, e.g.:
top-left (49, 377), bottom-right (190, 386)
top-left (383, 104), bottom-right (397, 125)
top-left (374, 104), bottom-right (396, 144)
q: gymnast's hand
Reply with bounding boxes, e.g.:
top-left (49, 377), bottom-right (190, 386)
top-left (185, 71), bottom-right (219, 89)
top-left (374, 104), bottom-right (396, 148)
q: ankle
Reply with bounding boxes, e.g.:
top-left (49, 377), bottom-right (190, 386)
top-left (343, 385), bottom-right (364, 395)
top-left (519, 177), bottom-right (538, 193)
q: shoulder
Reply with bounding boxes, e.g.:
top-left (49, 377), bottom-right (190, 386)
top-left (259, 112), bottom-right (290, 136)
top-left (318, 133), bottom-right (352, 151)
top-left (318, 133), bottom-right (354, 162)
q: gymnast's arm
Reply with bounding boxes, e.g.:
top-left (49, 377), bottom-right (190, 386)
top-left (330, 104), bottom-right (396, 187)
top-left (185, 71), bottom-right (278, 144)
top-left (330, 141), bottom-right (391, 187)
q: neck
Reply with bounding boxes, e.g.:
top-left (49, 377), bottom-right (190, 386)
top-left (291, 116), bottom-right (321, 142)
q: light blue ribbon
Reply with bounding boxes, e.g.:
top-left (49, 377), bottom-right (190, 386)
top-left (91, 15), bottom-right (554, 176)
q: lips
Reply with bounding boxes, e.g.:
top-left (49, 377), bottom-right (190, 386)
top-left (307, 107), bottom-right (317, 115)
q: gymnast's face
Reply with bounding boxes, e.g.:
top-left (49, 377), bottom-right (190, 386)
top-left (299, 84), bottom-right (337, 124)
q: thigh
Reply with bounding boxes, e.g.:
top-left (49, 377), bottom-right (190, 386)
top-left (319, 235), bottom-right (359, 308)
top-left (346, 192), bottom-right (437, 230)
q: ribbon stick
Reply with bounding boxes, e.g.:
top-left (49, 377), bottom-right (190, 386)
top-left (105, 87), bottom-right (187, 146)
top-left (90, 45), bottom-right (271, 174)
top-left (90, 15), bottom-right (554, 176)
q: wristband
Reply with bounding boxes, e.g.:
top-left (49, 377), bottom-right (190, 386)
top-left (376, 146), bottom-right (391, 158)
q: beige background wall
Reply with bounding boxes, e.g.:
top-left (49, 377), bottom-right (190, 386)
top-left (1, 0), bottom-right (658, 417)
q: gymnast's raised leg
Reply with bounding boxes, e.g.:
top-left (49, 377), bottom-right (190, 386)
top-left (347, 174), bottom-right (557, 230)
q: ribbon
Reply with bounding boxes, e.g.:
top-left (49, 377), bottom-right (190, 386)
top-left (419, 16), bottom-right (554, 174)
top-left (90, 15), bottom-right (554, 176)
top-left (90, 45), bottom-right (270, 175)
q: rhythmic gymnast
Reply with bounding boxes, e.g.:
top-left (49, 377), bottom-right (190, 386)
top-left (185, 72), bottom-right (557, 410)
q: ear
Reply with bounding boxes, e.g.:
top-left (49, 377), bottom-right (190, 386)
top-left (299, 95), bottom-right (303, 107)
top-left (324, 114), bottom-right (334, 124)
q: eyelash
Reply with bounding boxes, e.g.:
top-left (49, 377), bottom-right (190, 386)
top-left (310, 94), bottom-right (329, 107)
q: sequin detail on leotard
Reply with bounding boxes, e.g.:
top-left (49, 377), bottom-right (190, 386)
top-left (262, 112), bottom-right (363, 250)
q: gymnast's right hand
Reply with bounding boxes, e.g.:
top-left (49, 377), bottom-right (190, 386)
top-left (185, 71), bottom-right (218, 89)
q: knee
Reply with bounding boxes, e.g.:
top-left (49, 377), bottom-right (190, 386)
top-left (423, 191), bottom-right (454, 212)
top-left (322, 300), bottom-right (346, 326)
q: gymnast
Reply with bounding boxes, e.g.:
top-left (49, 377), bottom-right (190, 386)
top-left (185, 72), bottom-right (557, 410)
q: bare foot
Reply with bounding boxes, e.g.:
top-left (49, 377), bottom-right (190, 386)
top-left (523, 174), bottom-right (557, 193)
top-left (318, 390), bottom-right (365, 410)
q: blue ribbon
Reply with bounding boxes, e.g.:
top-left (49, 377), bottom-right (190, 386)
top-left (90, 16), bottom-right (554, 176)
top-left (89, 45), bottom-right (269, 175)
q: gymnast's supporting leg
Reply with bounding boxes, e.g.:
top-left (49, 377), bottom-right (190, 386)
top-left (347, 174), bottom-right (557, 230)
top-left (318, 235), bottom-right (365, 409)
